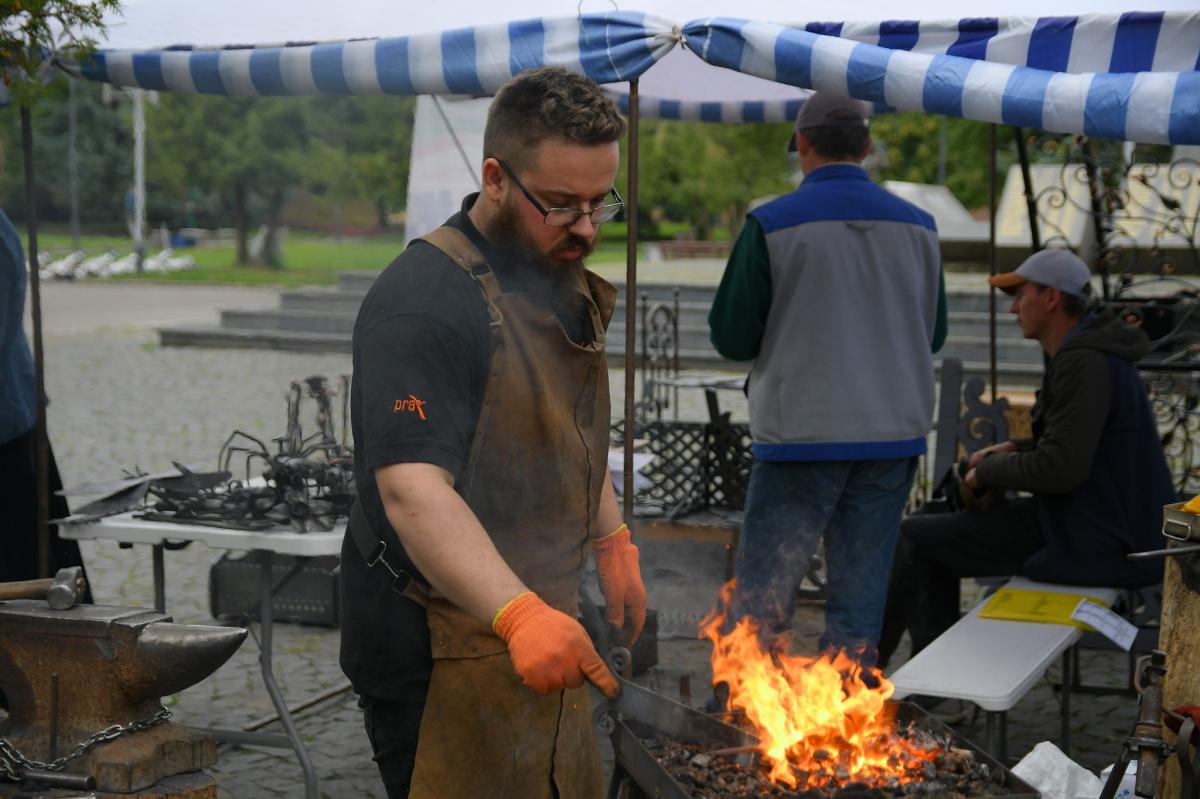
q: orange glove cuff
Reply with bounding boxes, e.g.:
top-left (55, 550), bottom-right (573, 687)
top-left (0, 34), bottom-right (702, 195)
top-left (593, 524), bottom-right (631, 550)
top-left (492, 591), bottom-right (547, 640)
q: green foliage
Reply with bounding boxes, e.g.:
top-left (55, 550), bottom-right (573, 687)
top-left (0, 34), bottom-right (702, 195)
top-left (1, 0), bottom-right (119, 106)
top-left (871, 113), bottom-right (1015, 210)
top-left (145, 93), bottom-right (414, 266)
top-left (628, 119), bottom-right (795, 240)
top-left (0, 75), bottom-right (132, 225)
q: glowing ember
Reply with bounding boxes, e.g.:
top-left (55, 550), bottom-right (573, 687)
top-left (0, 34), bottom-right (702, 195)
top-left (700, 581), bottom-right (942, 790)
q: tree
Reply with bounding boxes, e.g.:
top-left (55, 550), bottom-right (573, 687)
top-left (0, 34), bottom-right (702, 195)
top-left (0, 76), bottom-right (133, 227)
top-left (1, 0), bottom-right (119, 106)
top-left (871, 113), bottom-right (1015, 210)
top-left (303, 96), bottom-right (415, 231)
top-left (148, 95), bottom-right (308, 267)
top-left (635, 119), bottom-right (795, 239)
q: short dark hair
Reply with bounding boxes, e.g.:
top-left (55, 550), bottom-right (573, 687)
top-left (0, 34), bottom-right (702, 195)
top-left (1061, 288), bottom-right (1090, 318)
top-left (1032, 281), bottom-right (1091, 318)
top-left (799, 126), bottom-right (870, 161)
top-left (483, 67), bottom-right (627, 171)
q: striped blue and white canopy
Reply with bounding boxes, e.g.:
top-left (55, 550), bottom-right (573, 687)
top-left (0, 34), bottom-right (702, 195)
top-left (60, 7), bottom-right (1200, 143)
top-left (69, 13), bottom-right (677, 97)
top-left (681, 15), bottom-right (1199, 143)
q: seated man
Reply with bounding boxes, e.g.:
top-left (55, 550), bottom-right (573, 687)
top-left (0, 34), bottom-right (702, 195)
top-left (878, 249), bottom-right (1175, 668)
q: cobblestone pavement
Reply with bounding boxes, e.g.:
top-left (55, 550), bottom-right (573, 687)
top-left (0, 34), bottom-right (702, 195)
top-left (29, 324), bottom-right (1145, 797)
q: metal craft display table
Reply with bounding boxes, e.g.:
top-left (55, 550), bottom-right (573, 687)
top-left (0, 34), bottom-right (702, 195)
top-left (61, 513), bottom-right (343, 799)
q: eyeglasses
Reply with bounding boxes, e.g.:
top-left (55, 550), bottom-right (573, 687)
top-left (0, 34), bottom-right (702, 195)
top-left (497, 159), bottom-right (623, 227)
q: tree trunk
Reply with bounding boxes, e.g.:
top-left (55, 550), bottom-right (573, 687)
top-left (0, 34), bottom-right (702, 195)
top-left (1158, 551), bottom-right (1200, 799)
top-left (376, 200), bottom-right (389, 229)
top-left (233, 186), bottom-right (251, 266)
top-left (262, 188), bottom-right (286, 270)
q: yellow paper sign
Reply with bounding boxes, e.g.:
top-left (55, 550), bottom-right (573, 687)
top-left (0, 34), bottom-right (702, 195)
top-left (978, 587), bottom-right (1110, 627)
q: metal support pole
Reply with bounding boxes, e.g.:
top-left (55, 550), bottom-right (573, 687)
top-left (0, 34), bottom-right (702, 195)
top-left (258, 550), bottom-right (318, 799)
top-left (1080, 139), bottom-right (1110, 300)
top-left (1061, 646), bottom-right (1074, 755)
top-left (988, 124), bottom-right (998, 403)
top-left (152, 543), bottom-right (165, 613)
top-left (985, 711), bottom-right (1009, 763)
top-left (622, 80), bottom-right (639, 522)
top-left (21, 106), bottom-right (50, 578)
top-left (68, 79), bottom-right (81, 251)
top-left (1013, 127), bottom-right (1041, 250)
top-left (132, 89), bottom-right (146, 273)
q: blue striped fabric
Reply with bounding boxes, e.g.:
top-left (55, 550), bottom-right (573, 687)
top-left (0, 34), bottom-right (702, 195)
top-left (607, 92), bottom-right (805, 123)
top-left (683, 17), bottom-right (1200, 144)
top-left (57, 9), bottom-right (1200, 137)
top-left (70, 11), bottom-right (672, 98)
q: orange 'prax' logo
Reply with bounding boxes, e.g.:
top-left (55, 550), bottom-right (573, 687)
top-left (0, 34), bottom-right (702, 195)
top-left (394, 395), bottom-right (427, 420)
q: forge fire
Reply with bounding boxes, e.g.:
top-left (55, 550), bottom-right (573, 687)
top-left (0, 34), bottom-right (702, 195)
top-left (698, 582), bottom-right (947, 792)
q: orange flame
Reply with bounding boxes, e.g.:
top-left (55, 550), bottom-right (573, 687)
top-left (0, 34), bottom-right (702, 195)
top-left (699, 581), bottom-right (940, 789)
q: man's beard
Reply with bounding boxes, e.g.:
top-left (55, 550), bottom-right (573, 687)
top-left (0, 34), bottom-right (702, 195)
top-left (487, 198), bottom-right (595, 290)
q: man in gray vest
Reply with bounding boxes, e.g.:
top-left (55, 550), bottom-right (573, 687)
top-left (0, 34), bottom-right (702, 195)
top-left (708, 93), bottom-right (947, 664)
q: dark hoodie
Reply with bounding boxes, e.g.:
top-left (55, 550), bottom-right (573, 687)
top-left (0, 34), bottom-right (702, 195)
top-left (975, 310), bottom-right (1175, 587)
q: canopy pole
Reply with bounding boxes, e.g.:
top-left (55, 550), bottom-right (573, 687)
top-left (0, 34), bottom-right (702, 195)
top-left (68, 79), bottom-right (81, 251)
top-left (1080, 139), bottom-right (1110, 301)
top-left (132, 89), bottom-right (146, 272)
top-left (1013, 127), bottom-right (1040, 251)
top-left (622, 80), bottom-right (639, 522)
top-left (988, 124), bottom-right (998, 403)
top-left (21, 106), bottom-right (50, 578)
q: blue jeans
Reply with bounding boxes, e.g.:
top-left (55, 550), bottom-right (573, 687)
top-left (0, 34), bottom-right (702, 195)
top-left (729, 457), bottom-right (917, 664)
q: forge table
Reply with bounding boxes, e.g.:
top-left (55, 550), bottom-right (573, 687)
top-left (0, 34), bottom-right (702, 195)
top-left (61, 513), bottom-right (344, 799)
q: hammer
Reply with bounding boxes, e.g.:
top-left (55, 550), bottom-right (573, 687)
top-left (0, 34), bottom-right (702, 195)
top-left (0, 567), bottom-right (87, 610)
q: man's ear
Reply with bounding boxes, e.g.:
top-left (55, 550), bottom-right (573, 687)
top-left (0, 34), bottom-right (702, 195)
top-left (481, 158), bottom-right (505, 202)
top-left (1045, 286), bottom-right (1064, 311)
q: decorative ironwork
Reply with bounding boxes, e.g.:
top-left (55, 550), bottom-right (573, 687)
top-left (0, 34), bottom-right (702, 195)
top-left (635, 290), bottom-right (681, 421)
top-left (1025, 134), bottom-right (1200, 299)
top-left (1142, 367), bottom-right (1200, 497)
top-left (138, 375), bottom-right (355, 532)
top-left (611, 417), bottom-right (752, 519)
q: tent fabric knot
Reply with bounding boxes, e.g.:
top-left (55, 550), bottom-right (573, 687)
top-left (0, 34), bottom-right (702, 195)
top-left (653, 26), bottom-right (684, 47)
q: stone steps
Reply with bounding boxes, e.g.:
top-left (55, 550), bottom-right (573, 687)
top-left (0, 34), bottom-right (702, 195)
top-left (159, 269), bottom-right (1043, 386)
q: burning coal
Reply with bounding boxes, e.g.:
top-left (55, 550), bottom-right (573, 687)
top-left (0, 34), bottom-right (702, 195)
top-left (699, 581), bottom-right (942, 791)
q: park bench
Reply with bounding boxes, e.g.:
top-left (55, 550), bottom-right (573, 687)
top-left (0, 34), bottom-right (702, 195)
top-left (657, 239), bottom-right (732, 260)
top-left (888, 357), bottom-right (1183, 760)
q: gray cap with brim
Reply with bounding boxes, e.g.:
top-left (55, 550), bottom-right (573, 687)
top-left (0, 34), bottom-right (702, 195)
top-left (988, 248), bottom-right (1093, 300)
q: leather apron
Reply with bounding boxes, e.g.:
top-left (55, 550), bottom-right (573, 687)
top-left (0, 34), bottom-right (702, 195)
top-left (408, 227), bottom-right (616, 799)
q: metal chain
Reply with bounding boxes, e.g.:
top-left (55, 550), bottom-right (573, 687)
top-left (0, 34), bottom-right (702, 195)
top-left (0, 706), bottom-right (171, 777)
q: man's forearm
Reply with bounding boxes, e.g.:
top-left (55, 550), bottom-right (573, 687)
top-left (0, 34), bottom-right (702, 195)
top-left (376, 462), bottom-right (527, 628)
top-left (593, 472), bottom-right (624, 539)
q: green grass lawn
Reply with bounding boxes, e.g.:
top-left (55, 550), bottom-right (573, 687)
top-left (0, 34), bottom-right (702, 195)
top-left (25, 227), bottom-right (630, 287)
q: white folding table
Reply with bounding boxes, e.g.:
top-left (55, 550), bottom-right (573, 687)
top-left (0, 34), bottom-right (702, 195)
top-left (888, 577), bottom-right (1120, 760)
top-left (61, 513), bottom-right (345, 799)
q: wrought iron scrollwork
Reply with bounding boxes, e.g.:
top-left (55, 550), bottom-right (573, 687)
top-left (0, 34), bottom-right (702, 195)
top-left (1025, 134), bottom-right (1200, 297)
top-left (634, 289), bottom-right (680, 421)
top-left (1142, 368), bottom-right (1200, 497)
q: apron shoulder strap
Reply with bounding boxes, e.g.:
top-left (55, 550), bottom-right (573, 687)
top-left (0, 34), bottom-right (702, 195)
top-left (419, 226), bottom-right (502, 307)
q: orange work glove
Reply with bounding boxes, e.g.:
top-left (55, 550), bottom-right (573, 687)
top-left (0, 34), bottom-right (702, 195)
top-left (593, 523), bottom-right (647, 645)
top-left (493, 591), bottom-right (619, 698)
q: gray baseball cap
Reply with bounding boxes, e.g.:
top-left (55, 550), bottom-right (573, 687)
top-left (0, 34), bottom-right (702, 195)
top-left (786, 93), bottom-right (870, 153)
top-left (988, 248), bottom-right (1093, 299)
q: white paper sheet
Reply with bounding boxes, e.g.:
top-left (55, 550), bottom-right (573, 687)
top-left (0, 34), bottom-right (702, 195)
top-left (1071, 599), bottom-right (1138, 651)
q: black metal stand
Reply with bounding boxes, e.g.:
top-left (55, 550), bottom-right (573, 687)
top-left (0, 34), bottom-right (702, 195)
top-left (145, 544), bottom-right (320, 798)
